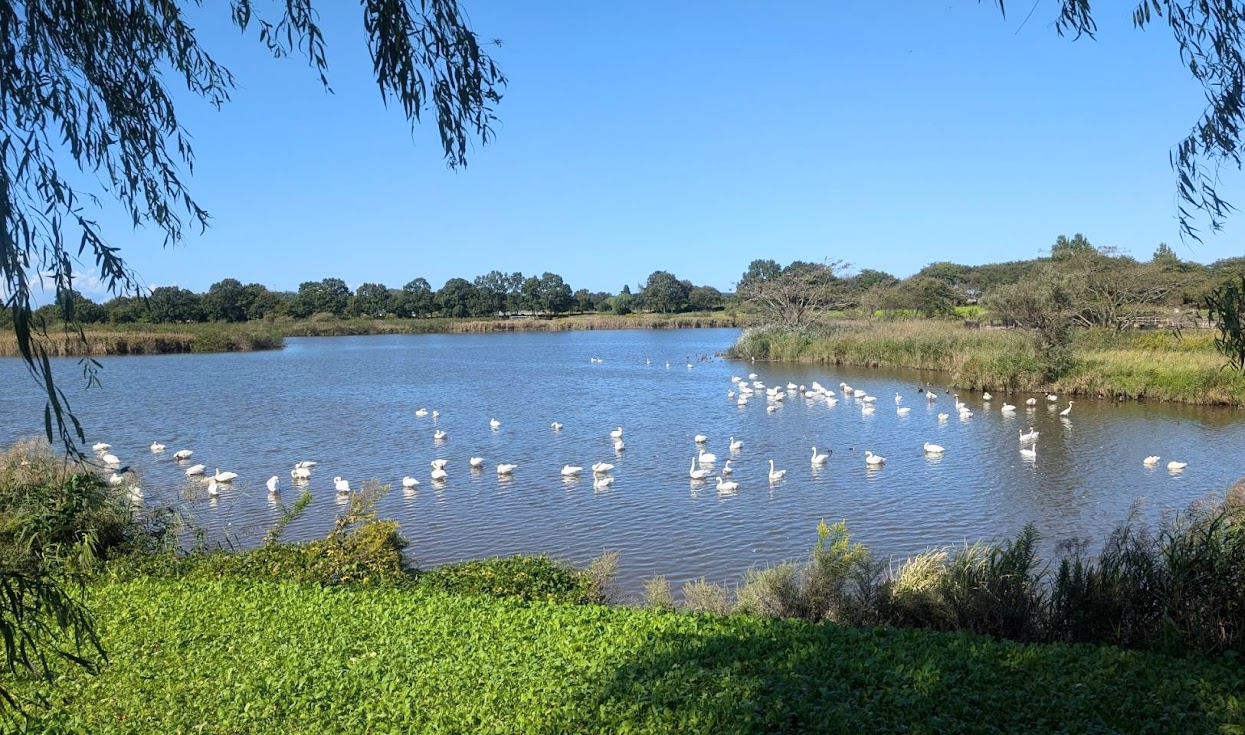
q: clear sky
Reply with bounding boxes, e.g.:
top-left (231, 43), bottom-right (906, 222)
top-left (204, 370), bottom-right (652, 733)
top-left (62, 1), bottom-right (1243, 299)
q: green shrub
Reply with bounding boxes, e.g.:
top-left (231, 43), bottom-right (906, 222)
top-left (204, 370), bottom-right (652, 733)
top-left (642, 575), bottom-right (674, 610)
top-left (415, 554), bottom-right (601, 604)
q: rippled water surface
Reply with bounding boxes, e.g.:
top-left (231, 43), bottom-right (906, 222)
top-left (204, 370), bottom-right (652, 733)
top-left (3, 328), bottom-right (1244, 592)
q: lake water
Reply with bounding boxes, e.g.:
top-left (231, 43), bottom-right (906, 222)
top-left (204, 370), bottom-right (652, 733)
top-left (2, 328), bottom-right (1243, 594)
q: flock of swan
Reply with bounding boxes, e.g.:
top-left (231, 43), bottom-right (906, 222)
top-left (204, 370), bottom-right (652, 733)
top-left (87, 363), bottom-right (1190, 505)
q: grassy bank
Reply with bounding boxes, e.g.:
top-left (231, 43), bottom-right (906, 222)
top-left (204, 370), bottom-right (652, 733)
top-left (0, 322), bottom-right (285, 357)
top-left (728, 321), bottom-right (1245, 405)
top-left (8, 576), bottom-right (1242, 734)
top-left (0, 312), bottom-right (745, 357)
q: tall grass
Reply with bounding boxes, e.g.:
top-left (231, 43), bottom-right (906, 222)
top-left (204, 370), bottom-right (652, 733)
top-left (699, 487), bottom-right (1245, 655)
top-left (0, 323), bottom-right (284, 357)
top-left (729, 321), bottom-right (1245, 405)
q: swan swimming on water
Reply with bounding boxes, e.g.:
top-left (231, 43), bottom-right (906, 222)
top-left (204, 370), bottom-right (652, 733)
top-left (715, 476), bottom-right (739, 493)
top-left (433, 430), bottom-right (447, 441)
top-left (1019, 428), bottom-right (1039, 442)
top-left (1167, 460), bottom-right (1188, 470)
top-left (810, 447), bottom-right (829, 465)
top-left (185, 464), bottom-right (206, 476)
top-left (697, 449), bottom-right (717, 465)
top-left (266, 476), bottom-right (279, 494)
top-left (173, 449), bottom-right (193, 461)
top-left (469, 457), bottom-right (485, 469)
top-left (591, 462), bottom-right (614, 474)
top-left (431, 467), bottom-right (448, 481)
top-left (689, 457), bottom-right (709, 480)
top-left (610, 427), bottom-right (623, 439)
top-left (92, 442), bottom-right (111, 453)
top-left (1143, 456), bottom-right (1160, 466)
top-left (402, 476), bottom-right (420, 488)
top-left (561, 465), bottom-right (584, 477)
top-left (431, 459), bottom-right (449, 470)
top-left (694, 434), bottom-right (708, 444)
top-left (291, 466), bottom-right (311, 481)
top-left (923, 442), bottom-right (945, 454)
top-left (721, 459), bottom-right (733, 475)
top-left (729, 437), bottom-right (744, 452)
top-left (490, 418), bottom-right (501, 429)
top-left (768, 459), bottom-right (787, 482)
top-left (334, 476), bottom-right (351, 494)
top-left (213, 468), bottom-right (237, 483)
top-left (864, 451), bottom-right (886, 466)
top-left (496, 463), bottom-right (517, 475)
top-left (150, 442), bottom-right (165, 453)
top-left (550, 422), bottom-right (564, 431)
top-left (897, 407), bottom-right (911, 416)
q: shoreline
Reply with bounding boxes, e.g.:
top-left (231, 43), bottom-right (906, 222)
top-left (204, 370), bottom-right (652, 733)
top-left (0, 313), bottom-right (748, 357)
top-left (726, 321), bottom-right (1245, 407)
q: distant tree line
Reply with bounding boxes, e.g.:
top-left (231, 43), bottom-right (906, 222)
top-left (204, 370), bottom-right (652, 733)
top-left (12, 270), bottom-right (729, 326)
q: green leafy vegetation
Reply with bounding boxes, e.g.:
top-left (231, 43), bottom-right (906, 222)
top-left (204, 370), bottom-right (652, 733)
top-left (3, 577), bottom-right (1239, 734)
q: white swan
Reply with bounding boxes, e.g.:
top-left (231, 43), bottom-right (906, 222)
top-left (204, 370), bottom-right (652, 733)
top-left (1001, 404), bottom-right (1016, 413)
top-left (1060, 400), bottom-right (1074, 417)
top-left (1143, 455), bottom-right (1160, 466)
top-left (101, 453), bottom-right (120, 466)
top-left (291, 466), bottom-right (311, 481)
top-left (91, 442), bottom-right (111, 453)
top-left (748, 372), bottom-right (758, 379)
top-left (1019, 428), bottom-right (1039, 442)
top-left (689, 457), bottom-right (709, 480)
top-left (610, 427), bottom-right (623, 439)
top-left (334, 476), bottom-right (351, 494)
top-left (431, 410), bottom-right (439, 418)
top-left (698, 449), bottom-right (717, 465)
top-left (694, 434), bottom-right (708, 444)
top-left (415, 408), bottom-right (429, 417)
top-left (295, 460), bottom-right (317, 469)
top-left (497, 463), bottom-right (517, 475)
top-left (592, 462), bottom-right (615, 474)
top-left (729, 437), bottom-right (744, 452)
top-left (108, 472), bottom-right (125, 486)
top-left (213, 468), bottom-right (238, 483)
top-left (861, 405), bottom-right (875, 415)
top-left (983, 392), bottom-right (993, 401)
top-left (173, 449), bottom-right (193, 461)
top-left (433, 430), bottom-right (447, 440)
top-left (490, 418), bottom-right (501, 429)
top-left (469, 457), bottom-right (485, 469)
top-left (150, 442), bottom-right (166, 453)
top-left (430, 459), bottom-right (449, 470)
top-left (811, 447), bottom-right (829, 465)
top-left (1025, 397), bottom-right (1038, 406)
top-left (897, 407), bottom-right (911, 416)
top-left (550, 422), bottom-right (564, 431)
top-left (431, 467), bottom-right (448, 481)
top-left (864, 451), bottom-right (886, 466)
top-left (768, 459), bottom-right (787, 482)
top-left (938, 413), bottom-right (949, 422)
top-left (1020, 445), bottom-right (1037, 459)
top-left (266, 476), bottom-right (279, 494)
top-left (722, 459), bottom-right (733, 475)
top-left (853, 389), bottom-right (866, 398)
top-left (895, 392), bottom-right (903, 404)
top-left (185, 464), bottom-right (206, 476)
top-left (1046, 393), bottom-right (1058, 402)
top-left (767, 405), bottom-right (778, 413)
top-left (402, 476), bottom-right (420, 488)
top-left (207, 479), bottom-right (220, 497)
top-left (715, 476), bottom-right (739, 493)
top-left (561, 465), bottom-right (584, 477)
top-left (1167, 460), bottom-right (1188, 470)
top-left (593, 476), bottom-right (614, 489)
top-left (923, 442), bottom-right (945, 454)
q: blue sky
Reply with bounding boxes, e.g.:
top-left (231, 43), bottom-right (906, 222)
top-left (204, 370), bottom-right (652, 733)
top-left (62, 2), bottom-right (1241, 298)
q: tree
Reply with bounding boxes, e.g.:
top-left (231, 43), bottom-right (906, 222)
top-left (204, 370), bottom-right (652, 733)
top-left (1205, 276), bottom-right (1245, 372)
top-left (147, 286), bottom-right (205, 323)
top-left (200, 279), bottom-right (251, 322)
top-left (903, 276), bottom-right (959, 317)
top-left (737, 259), bottom-right (782, 292)
top-left (1050, 233), bottom-right (1095, 260)
top-left (737, 260), bottom-right (850, 329)
top-left (291, 278), bottom-right (350, 318)
top-left (849, 269), bottom-right (899, 292)
top-left (396, 278), bottom-right (435, 318)
top-left (535, 272), bottom-right (573, 315)
top-left (436, 278), bottom-right (478, 318)
top-left (985, 268), bottom-right (1079, 377)
top-left (640, 271), bottom-right (690, 313)
top-left (349, 282), bottom-right (392, 318)
top-left (687, 285), bottom-right (725, 312)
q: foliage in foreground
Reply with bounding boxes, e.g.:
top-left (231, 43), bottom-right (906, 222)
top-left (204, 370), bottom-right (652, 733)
top-left (676, 487), bottom-right (1245, 658)
top-left (6, 577), bottom-right (1242, 734)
